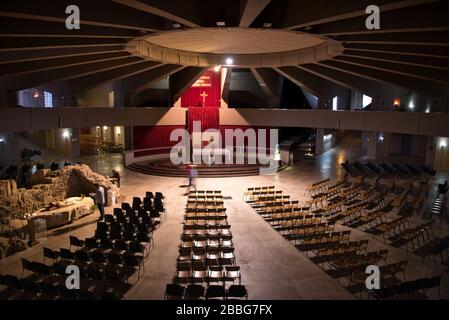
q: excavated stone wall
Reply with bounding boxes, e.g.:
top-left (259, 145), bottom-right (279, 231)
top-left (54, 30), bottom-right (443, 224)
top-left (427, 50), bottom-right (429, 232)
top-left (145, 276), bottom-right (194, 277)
top-left (0, 164), bottom-right (119, 259)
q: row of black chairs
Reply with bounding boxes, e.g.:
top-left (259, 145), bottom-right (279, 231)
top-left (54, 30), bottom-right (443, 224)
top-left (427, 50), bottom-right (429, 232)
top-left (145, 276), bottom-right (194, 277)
top-left (373, 276), bottom-right (441, 300)
top-left (165, 284), bottom-right (247, 300)
top-left (0, 274), bottom-right (122, 300)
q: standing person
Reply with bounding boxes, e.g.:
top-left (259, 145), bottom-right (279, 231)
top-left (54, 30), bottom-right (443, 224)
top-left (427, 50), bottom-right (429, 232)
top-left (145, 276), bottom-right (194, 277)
top-left (111, 169), bottom-right (121, 187)
top-left (190, 166), bottom-right (198, 191)
top-left (94, 183), bottom-right (105, 221)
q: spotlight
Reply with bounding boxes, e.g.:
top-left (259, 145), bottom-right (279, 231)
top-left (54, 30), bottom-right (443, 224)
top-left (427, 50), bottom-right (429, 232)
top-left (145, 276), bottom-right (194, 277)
top-left (225, 58), bottom-right (234, 65)
top-left (409, 102), bottom-right (414, 110)
top-left (0, 137), bottom-right (4, 144)
top-left (62, 130), bottom-right (70, 139)
top-left (33, 91), bottom-right (39, 99)
top-left (214, 65), bottom-right (221, 72)
top-left (103, 126), bottom-right (108, 130)
top-left (441, 140), bottom-right (447, 148)
top-left (379, 134), bottom-right (384, 142)
top-left (426, 107), bottom-right (431, 113)
top-left (394, 99), bottom-right (400, 107)
top-left (216, 21), bottom-right (226, 27)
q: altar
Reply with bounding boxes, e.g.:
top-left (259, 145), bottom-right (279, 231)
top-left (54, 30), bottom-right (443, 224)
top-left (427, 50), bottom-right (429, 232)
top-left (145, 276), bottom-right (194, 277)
top-left (192, 148), bottom-right (232, 165)
top-left (26, 196), bottom-right (95, 229)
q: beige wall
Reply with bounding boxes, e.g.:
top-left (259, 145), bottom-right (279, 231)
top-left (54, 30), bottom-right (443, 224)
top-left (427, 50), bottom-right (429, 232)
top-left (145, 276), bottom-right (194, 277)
top-left (435, 137), bottom-right (449, 170)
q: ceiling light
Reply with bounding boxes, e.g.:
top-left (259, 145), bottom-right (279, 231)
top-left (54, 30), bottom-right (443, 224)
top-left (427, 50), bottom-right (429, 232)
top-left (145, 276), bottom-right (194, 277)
top-left (263, 22), bottom-right (272, 28)
top-left (225, 58), bottom-right (234, 65)
top-left (216, 21), bottom-right (226, 27)
top-left (172, 22), bottom-right (182, 29)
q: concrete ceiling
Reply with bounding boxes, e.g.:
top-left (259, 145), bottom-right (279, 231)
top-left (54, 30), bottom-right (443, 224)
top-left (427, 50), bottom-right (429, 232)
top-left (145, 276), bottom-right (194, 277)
top-left (0, 0), bottom-right (448, 101)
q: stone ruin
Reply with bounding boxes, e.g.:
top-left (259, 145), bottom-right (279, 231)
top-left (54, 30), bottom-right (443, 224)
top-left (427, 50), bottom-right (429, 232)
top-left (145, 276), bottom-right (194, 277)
top-left (0, 164), bottom-right (120, 260)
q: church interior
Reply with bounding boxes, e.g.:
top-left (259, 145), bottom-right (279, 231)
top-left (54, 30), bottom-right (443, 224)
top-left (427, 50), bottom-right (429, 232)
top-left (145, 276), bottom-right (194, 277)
top-left (1, 0), bottom-right (449, 302)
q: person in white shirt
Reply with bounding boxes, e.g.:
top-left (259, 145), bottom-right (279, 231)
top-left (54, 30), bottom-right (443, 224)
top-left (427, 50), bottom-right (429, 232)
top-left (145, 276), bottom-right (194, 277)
top-left (94, 183), bottom-right (105, 221)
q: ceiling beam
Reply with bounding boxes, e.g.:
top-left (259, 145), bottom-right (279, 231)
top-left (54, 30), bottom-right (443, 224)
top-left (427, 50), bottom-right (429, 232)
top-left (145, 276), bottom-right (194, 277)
top-left (0, 0), bottom-right (165, 32)
top-left (169, 67), bottom-right (207, 105)
top-left (320, 59), bottom-right (448, 98)
top-left (3, 56), bottom-right (143, 90)
top-left (127, 64), bottom-right (187, 96)
top-left (239, 0), bottom-right (271, 27)
top-left (338, 30), bottom-right (449, 46)
top-left (0, 45), bottom-right (125, 65)
top-left (283, 0), bottom-right (437, 29)
top-left (274, 66), bottom-right (349, 99)
top-left (308, 1), bottom-right (448, 35)
top-left (342, 50), bottom-right (449, 71)
top-left (0, 51), bottom-right (132, 77)
top-left (0, 17), bottom-right (139, 38)
top-left (250, 67), bottom-right (281, 107)
top-left (344, 43), bottom-right (449, 59)
top-left (221, 68), bottom-right (232, 104)
top-left (54, 61), bottom-right (162, 96)
top-left (297, 64), bottom-right (381, 98)
top-left (334, 55), bottom-right (449, 84)
top-left (111, 0), bottom-right (201, 28)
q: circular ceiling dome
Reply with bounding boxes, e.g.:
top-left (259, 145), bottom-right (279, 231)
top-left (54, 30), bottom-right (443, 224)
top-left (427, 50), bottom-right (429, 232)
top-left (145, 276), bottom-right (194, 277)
top-left (143, 28), bottom-right (326, 54)
top-left (126, 27), bottom-right (343, 68)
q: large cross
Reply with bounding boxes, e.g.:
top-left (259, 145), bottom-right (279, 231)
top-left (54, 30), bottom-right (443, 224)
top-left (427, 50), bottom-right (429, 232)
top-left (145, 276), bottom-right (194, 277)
top-left (200, 90), bottom-right (208, 107)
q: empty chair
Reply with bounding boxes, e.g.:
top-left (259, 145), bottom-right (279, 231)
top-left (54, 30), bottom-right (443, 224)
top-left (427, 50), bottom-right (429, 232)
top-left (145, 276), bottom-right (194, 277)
top-left (225, 266), bottom-right (241, 284)
top-left (206, 285), bottom-right (226, 300)
top-left (146, 192), bottom-right (154, 199)
top-left (84, 237), bottom-right (100, 251)
top-left (43, 247), bottom-right (60, 264)
top-left (124, 254), bottom-right (145, 281)
top-left (69, 236), bottom-right (84, 251)
top-left (59, 248), bottom-right (75, 262)
top-left (165, 284), bottom-right (185, 300)
top-left (129, 241), bottom-right (147, 259)
top-left (114, 239), bottom-right (128, 251)
top-left (20, 278), bottom-right (42, 299)
top-left (174, 264), bottom-right (191, 284)
top-left (227, 285), bottom-right (248, 300)
top-left (208, 266), bottom-right (224, 284)
top-left (184, 284), bottom-right (205, 300)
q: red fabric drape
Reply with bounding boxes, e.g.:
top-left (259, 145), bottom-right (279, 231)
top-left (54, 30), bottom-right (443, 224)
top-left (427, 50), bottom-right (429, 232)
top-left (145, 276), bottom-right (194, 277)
top-left (188, 107), bottom-right (220, 133)
top-left (181, 71), bottom-right (221, 108)
top-left (133, 125), bottom-right (185, 149)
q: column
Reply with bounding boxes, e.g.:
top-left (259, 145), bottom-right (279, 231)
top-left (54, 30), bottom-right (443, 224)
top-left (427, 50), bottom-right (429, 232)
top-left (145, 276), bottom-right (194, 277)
top-left (71, 129), bottom-right (80, 159)
top-left (425, 136), bottom-right (437, 167)
top-left (315, 129), bottom-right (324, 155)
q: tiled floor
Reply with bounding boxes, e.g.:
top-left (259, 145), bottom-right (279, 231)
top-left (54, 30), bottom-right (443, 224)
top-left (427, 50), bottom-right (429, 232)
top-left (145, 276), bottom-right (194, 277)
top-left (1, 136), bottom-right (448, 300)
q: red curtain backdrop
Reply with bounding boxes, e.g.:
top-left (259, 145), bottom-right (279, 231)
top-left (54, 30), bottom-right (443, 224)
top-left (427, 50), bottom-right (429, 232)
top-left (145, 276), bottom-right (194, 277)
top-left (133, 125), bottom-right (185, 150)
top-left (181, 71), bottom-right (221, 108)
top-left (188, 107), bottom-right (220, 133)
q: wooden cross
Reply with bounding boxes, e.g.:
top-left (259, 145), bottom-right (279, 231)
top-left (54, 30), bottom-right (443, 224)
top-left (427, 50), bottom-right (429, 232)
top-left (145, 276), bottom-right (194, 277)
top-left (200, 91), bottom-right (208, 107)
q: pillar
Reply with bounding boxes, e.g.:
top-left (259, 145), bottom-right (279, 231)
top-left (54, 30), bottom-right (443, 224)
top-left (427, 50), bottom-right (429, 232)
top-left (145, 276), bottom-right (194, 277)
top-left (315, 129), bottom-right (324, 155)
top-left (71, 129), bottom-right (80, 159)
